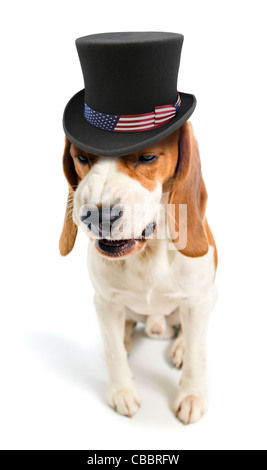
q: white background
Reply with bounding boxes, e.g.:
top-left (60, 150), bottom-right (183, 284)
top-left (1, 0), bottom-right (267, 450)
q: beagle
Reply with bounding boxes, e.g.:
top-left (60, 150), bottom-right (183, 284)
top-left (59, 121), bottom-right (218, 425)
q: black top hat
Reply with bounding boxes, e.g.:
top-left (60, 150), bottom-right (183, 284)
top-left (63, 32), bottom-right (196, 157)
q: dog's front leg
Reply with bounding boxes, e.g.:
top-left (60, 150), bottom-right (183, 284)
top-left (94, 294), bottom-right (141, 418)
top-left (173, 295), bottom-right (212, 425)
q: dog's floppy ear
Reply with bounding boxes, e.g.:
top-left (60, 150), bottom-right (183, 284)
top-left (168, 121), bottom-right (209, 257)
top-left (59, 137), bottom-right (78, 256)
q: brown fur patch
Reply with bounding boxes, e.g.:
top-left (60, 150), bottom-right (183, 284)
top-left (204, 218), bottom-right (218, 270)
top-left (116, 131), bottom-right (180, 192)
top-left (59, 187), bottom-right (78, 256)
top-left (59, 139), bottom-right (99, 256)
top-left (69, 144), bottom-right (99, 180)
top-left (168, 122), bottom-right (210, 258)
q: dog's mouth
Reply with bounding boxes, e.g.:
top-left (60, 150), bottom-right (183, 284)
top-left (95, 222), bottom-right (156, 258)
top-left (96, 238), bottom-right (137, 257)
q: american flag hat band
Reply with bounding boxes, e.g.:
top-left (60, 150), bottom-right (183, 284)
top-left (84, 93), bottom-right (181, 133)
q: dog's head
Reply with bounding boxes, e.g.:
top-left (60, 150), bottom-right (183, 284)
top-left (59, 121), bottom-right (209, 259)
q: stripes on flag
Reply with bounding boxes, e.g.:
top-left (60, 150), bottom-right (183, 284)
top-left (84, 93), bottom-right (181, 133)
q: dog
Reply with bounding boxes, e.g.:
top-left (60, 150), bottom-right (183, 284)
top-left (59, 121), bottom-right (217, 425)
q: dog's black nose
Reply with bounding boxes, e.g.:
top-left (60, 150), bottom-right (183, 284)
top-left (81, 206), bottom-right (123, 237)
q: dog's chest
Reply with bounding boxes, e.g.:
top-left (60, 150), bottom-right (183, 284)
top-left (112, 253), bottom-right (180, 316)
top-left (88, 240), bottom-right (215, 316)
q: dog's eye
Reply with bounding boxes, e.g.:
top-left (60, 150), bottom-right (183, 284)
top-left (77, 155), bottom-right (88, 165)
top-left (138, 155), bottom-right (158, 164)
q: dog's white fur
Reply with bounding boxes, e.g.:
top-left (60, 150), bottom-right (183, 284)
top-left (72, 155), bottom-right (217, 424)
top-left (74, 157), bottom-right (162, 241)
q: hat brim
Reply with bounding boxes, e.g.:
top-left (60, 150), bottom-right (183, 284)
top-left (63, 89), bottom-right (196, 157)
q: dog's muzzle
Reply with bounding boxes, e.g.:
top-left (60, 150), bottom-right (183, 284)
top-left (80, 205), bottom-right (156, 258)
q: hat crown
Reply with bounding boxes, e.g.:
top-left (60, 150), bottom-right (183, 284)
top-left (76, 32), bottom-right (184, 115)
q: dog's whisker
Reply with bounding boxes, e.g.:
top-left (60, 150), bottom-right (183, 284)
top-left (143, 244), bottom-right (152, 264)
top-left (160, 205), bottom-right (177, 226)
top-left (64, 211), bottom-right (75, 222)
top-left (65, 209), bottom-right (74, 217)
top-left (65, 210), bottom-right (74, 219)
top-left (65, 212), bottom-right (73, 219)
top-left (67, 199), bottom-right (74, 205)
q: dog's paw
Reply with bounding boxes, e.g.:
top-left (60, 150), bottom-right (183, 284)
top-left (107, 383), bottom-right (141, 418)
top-left (145, 315), bottom-right (175, 339)
top-left (173, 388), bottom-right (208, 425)
top-left (170, 335), bottom-right (185, 368)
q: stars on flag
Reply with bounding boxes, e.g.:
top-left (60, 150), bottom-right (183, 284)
top-left (84, 103), bottom-right (120, 131)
